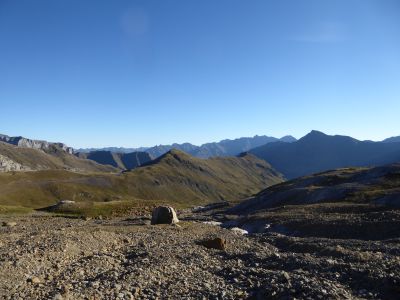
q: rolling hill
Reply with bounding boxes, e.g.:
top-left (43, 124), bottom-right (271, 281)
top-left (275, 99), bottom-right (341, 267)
top-left (0, 149), bottom-right (284, 209)
top-left (249, 130), bottom-right (400, 179)
top-left (229, 163), bottom-right (400, 215)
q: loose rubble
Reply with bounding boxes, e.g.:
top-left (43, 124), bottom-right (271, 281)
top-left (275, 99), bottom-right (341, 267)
top-left (0, 208), bottom-right (399, 299)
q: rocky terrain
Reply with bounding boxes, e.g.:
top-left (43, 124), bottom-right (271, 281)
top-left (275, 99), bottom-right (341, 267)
top-left (0, 154), bottom-right (31, 172)
top-left (0, 205), bottom-right (399, 300)
top-left (0, 134), bottom-right (73, 154)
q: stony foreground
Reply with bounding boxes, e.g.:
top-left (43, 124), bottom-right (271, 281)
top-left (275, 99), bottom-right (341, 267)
top-left (0, 213), bottom-right (399, 299)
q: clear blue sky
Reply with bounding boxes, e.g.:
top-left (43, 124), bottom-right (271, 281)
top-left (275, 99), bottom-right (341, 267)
top-left (1, 0), bottom-right (399, 148)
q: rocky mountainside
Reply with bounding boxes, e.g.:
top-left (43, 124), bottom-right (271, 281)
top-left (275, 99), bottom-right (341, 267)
top-left (249, 130), bottom-right (400, 179)
top-left (76, 151), bottom-right (152, 170)
top-left (229, 163), bottom-right (400, 215)
top-left (0, 150), bottom-right (284, 209)
top-left (0, 142), bottom-right (116, 173)
top-left (0, 134), bottom-right (73, 154)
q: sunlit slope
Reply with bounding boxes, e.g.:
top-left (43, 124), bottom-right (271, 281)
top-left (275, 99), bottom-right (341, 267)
top-left (0, 150), bottom-right (284, 209)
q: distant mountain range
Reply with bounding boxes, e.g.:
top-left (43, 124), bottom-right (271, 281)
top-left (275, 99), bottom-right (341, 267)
top-left (3, 131), bottom-right (400, 180)
top-left (76, 135), bottom-right (297, 158)
top-left (249, 130), bottom-right (400, 179)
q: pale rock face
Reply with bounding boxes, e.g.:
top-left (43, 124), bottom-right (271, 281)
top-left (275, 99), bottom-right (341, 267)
top-left (0, 154), bottom-right (30, 172)
top-left (151, 206), bottom-right (179, 225)
top-left (0, 134), bottom-right (74, 154)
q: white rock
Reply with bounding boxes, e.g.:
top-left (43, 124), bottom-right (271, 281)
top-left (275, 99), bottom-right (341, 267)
top-left (203, 221), bottom-right (222, 226)
top-left (230, 227), bottom-right (248, 235)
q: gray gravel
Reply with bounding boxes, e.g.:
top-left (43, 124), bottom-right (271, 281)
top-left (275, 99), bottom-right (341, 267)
top-left (0, 213), bottom-right (399, 299)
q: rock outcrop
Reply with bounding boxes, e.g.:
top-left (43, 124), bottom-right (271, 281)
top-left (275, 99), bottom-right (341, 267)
top-left (0, 134), bottom-right (73, 154)
top-left (0, 154), bottom-right (30, 172)
top-left (151, 206), bottom-right (179, 225)
top-left (0, 140), bottom-right (116, 173)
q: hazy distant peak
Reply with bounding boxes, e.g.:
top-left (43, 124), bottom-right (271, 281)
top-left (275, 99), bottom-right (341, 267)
top-left (299, 130), bottom-right (359, 143)
top-left (279, 135), bottom-right (297, 142)
top-left (383, 136), bottom-right (400, 143)
top-left (303, 130), bottom-right (327, 138)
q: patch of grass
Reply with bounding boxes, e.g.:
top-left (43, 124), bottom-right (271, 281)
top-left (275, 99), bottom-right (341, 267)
top-left (0, 205), bottom-right (33, 215)
top-left (46, 199), bottom-right (168, 218)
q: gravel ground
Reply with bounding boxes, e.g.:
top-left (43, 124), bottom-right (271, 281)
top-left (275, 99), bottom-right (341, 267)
top-left (0, 212), bottom-right (399, 300)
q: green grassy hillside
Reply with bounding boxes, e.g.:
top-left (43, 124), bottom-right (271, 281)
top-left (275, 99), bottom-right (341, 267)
top-left (0, 150), bottom-right (284, 212)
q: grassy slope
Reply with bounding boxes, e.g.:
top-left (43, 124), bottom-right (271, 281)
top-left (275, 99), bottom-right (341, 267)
top-left (0, 150), bottom-right (284, 211)
top-left (0, 142), bottom-right (116, 172)
top-left (230, 163), bottom-right (400, 214)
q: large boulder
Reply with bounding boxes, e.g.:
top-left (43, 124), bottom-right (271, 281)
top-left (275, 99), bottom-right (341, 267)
top-left (151, 206), bottom-right (179, 225)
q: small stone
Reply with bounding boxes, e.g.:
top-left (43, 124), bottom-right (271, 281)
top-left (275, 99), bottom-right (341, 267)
top-left (28, 277), bottom-right (41, 284)
top-left (53, 293), bottom-right (63, 300)
top-left (199, 237), bottom-right (226, 250)
top-left (2, 221), bottom-right (17, 227)
top-left (282, 271), bottom-right (290, 282)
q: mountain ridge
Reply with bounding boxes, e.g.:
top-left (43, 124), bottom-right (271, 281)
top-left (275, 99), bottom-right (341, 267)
top-left (249, 130), bottom-right (400, 179)
top-left (76, 135), bottom-right (297, 158)
top-left (0, 134), bottom-right (73, 154)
